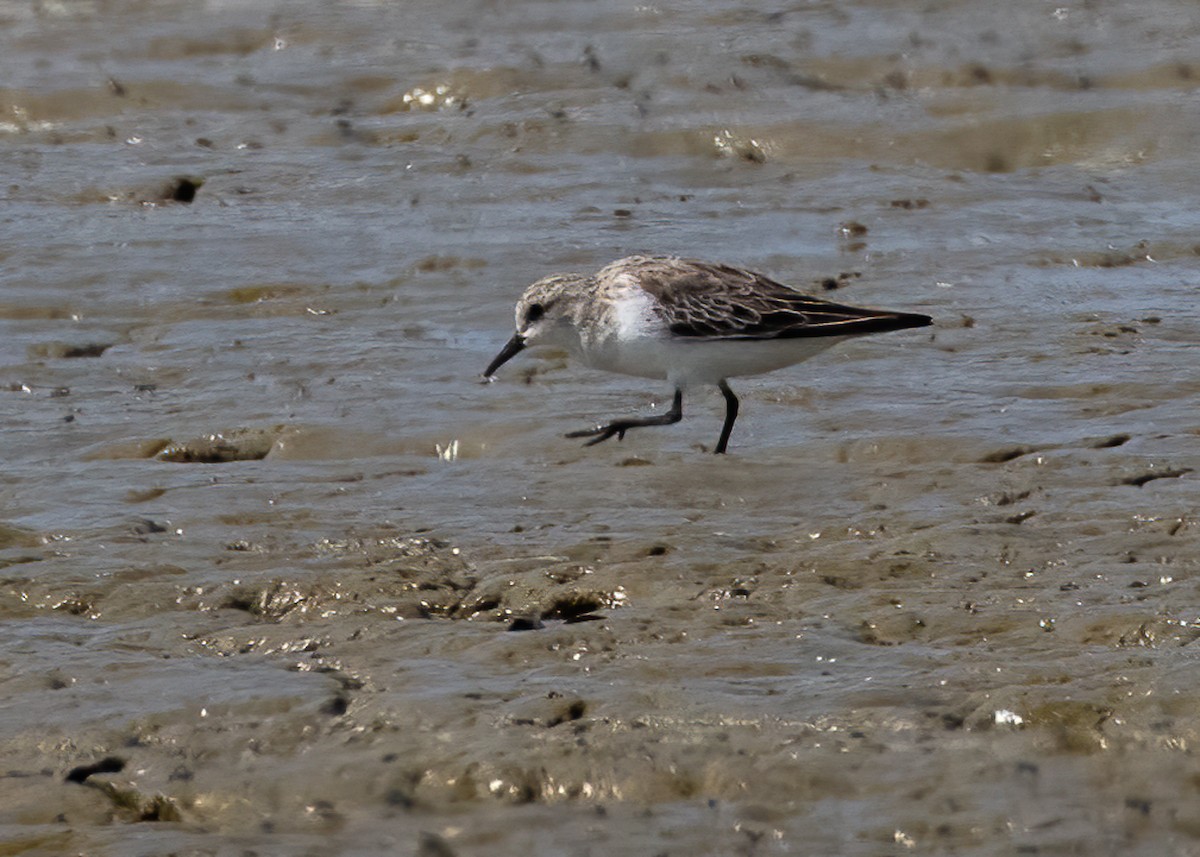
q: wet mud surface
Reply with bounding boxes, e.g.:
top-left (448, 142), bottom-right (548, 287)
top-left (2, 0), bottom-right (1200, 854)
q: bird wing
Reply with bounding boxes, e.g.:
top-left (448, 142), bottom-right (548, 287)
top-left (623, 257), bottom-right (930, 340)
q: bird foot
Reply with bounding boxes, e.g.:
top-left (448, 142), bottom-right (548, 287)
top-left (565, 391), bottom-right (684, 449)
top-left (564, 423), bottom-right (631, 446)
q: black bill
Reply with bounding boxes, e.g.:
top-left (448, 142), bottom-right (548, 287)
top-left (483, 333), bottom-right (526, 378)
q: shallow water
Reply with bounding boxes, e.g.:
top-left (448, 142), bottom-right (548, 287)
top-left (2, 0), bottom-right (1200, 853)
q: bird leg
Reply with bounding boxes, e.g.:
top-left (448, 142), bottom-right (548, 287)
top-left (714, 380), bottom-right (739, 454)
top-left (566, 389), bottom-right (683, 447)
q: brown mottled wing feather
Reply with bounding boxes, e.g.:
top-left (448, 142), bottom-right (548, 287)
top-left (632, 258), bottom-right (931, 340)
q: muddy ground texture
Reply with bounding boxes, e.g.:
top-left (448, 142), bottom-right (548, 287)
top-left (2, 424), bottom-right (1199, 854)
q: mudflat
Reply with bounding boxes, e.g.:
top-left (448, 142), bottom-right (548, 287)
top-left (2, 1), bottom-right (1198, 853)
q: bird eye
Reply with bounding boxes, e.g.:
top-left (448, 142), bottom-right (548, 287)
top-left (526, 303), bottom-right (545, 323)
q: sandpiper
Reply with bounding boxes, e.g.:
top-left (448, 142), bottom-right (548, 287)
top-left (483, 255), bottom-right (932, 454)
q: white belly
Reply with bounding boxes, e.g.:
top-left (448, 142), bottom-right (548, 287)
top-left (580, 335), bottom-right (845, 388)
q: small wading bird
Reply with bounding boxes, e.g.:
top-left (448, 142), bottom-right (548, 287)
top-left (483, 255), bottom-right (932, 454)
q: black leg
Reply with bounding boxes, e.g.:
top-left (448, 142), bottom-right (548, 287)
top-left (566, 389), bottom-right (683, 447)
top-left (714, 380), bottom-right (738, 454)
